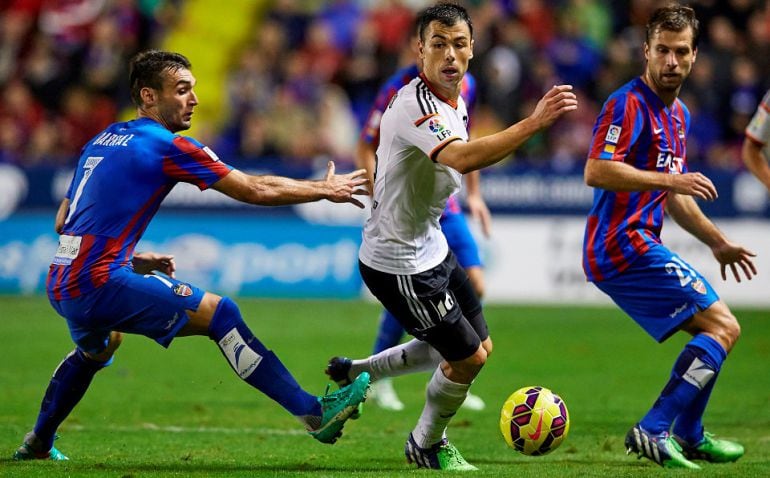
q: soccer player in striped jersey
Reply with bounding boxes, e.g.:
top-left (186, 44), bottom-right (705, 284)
top-left (743, 89), bottom-right (770, 192)
top-left (354, 17), bottom-right (489, 413)
top-left (582, 5), bottom-right (755, 470)
top-left (13, 50), bottom-right (372, 461)
top-left (325, 3), bottom-right (576, 470)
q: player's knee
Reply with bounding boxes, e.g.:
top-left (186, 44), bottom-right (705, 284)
top-left (467, 268), bottom-right (485, 299)
top-left (216, 296), bottom-right (241, 319)
top-left (719, 313), bottom-right (741, 351)
top-left (207, 295), bottom-right (245, 340)
top-left (482, 337), bottom-right (493, 357)
top-left (458, 346), bottom-right (488, 372)
top-left (473, 282), bottom-right (485, 299)
top-left (83, 332), bottom-right (122, 365)
top-left (108, 331), bottom-right (124, 351)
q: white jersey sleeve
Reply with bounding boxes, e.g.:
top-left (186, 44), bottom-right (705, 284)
top-left (395, 81), bottom-right (466, 161)
top-left (746, 90), bottom-right (770, 147)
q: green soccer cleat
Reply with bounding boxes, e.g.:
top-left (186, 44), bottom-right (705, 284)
top-left (625, 424), bottom-right (700, 470)
top-left (324, 356), bottom-right (364, 419)
top-left (13, 432), bottom-right (69, 461)
top-left (309, 371), bottom-right (370, 444)
top-left (404, 433), bottom-right (478, 471)
top-left (674, 431), bottom-right (745, 463)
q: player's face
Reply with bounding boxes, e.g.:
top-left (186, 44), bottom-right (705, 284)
top-left (419, 20), bottom-right (473, 99)
top-left (156, 67), bottom-right (198, 132)
top-left (644, 27), bottom-right (697, 99)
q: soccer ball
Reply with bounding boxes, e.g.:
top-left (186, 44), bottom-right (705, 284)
top-left (499, 386), bottom-right (570, 456)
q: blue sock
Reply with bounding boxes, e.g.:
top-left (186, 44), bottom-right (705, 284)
top-left (372, 309), bottom-right (405, 354)
top-left (208, 297), bottom-right (320, 417)
top-left (34, 349), bottom-right (109, 450)
top-left (672, 335), bottom-right (727, 444)
top-left (640, 334), bottom-right (725, 435)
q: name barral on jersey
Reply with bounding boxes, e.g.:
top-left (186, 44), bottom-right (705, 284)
top-left (93, 132), bottom-right (135, 147)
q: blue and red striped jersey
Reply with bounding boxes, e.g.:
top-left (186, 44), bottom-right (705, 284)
top-left (47, 117), bottom-right (231, 300)
top-left (360, 63), bottom-right (476, 220)
top-left (582, 77), bottom-right (690, 282)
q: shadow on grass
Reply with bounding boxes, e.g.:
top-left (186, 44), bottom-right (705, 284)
top-left (1, 458), bottom-right (408, 475)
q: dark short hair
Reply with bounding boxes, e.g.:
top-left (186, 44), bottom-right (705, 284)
top-left (645, 4), bottom-right (700, 49)
top-left (416, 2), bottom-right (473, 42)
top-left (128, 50), bottom-right (192, 106)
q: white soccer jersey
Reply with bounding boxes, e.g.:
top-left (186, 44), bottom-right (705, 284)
top-left (746, 89), bottom-right (770, 157)
top-left (359, 75), bottom-right (469, 275)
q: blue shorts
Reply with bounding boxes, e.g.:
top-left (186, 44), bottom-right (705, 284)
top-left (441, 210), bottom-right (482, 269)
top-left (50, 266), bottom-right (205, 354)
top-left (592, 245), bottom-right (719, 343)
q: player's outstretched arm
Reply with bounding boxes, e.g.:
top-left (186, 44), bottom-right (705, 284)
top-left (464, 171), bottom-right (491, 237)
top-left (437, 85), bottom-right (578, 174)
top-left (355, 137), bottom-right (377, 195)
top-left (212, 161), bottom-right (369, 208)
top-left (584, 159), bottom-right (718, 201)
top-left (742, 137), bottom-right (770, 192)
top-left (666, 193), bottom-right (757, 282)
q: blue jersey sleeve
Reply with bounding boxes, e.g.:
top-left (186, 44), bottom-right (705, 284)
top-left (163, 136), bottom-right (232, 190)
top-left (588, 92), bottom-right (644, 162)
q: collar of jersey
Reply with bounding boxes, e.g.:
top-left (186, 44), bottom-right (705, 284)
top-left (419, 73), bottom-right (459, 109)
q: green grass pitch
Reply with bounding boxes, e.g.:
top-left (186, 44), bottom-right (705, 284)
top-left (1, 296), bottom-right (768, 477)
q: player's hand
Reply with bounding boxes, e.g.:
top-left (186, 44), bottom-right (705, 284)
top-left (711, 241), bottom-right (757, 282)
top-left (671, 172), bottom-right (718, 201)
top-left (466, 194), bottom-right (492, 238)
top-left (133, 252), bottom-right (176, 278)
top-left (530, 85), bottom-right (578, 129)
top-left (323, 160), bottom-right (370, 208)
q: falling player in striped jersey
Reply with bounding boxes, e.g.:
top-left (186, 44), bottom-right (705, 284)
top-left (353, 13), bottom-right (489, 413)
top-left (582, 5), bottom-right (755, 470)
top-left (743, 89), bottom-right (770, 192)
top-left (13, 50), bottom-right (371, 462)
top-left (325, 3), bottom-right (577, 470)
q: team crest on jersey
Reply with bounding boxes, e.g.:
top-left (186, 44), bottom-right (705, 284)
top-left (428, 117), bottom-right (452, 140)
top-left (691, 279), bottom-right (707, 295)
top-left (605, 125), bottom-right (621, 144)
top-left (173, 283), bottom-right (193, 297)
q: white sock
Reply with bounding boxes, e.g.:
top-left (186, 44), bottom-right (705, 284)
top-left (411, 366), bottom-right (470, 448)
top-left (350, 339), bottom-right (442, 381)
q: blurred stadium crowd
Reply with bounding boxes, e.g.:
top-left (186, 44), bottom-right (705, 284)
top-left (1, 0), bottom-right (769, 173)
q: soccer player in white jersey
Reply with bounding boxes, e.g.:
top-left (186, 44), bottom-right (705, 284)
top-left (743, 89), bottom-right (770, 192)
top-left (324, 2), bottom-right (577, 470)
